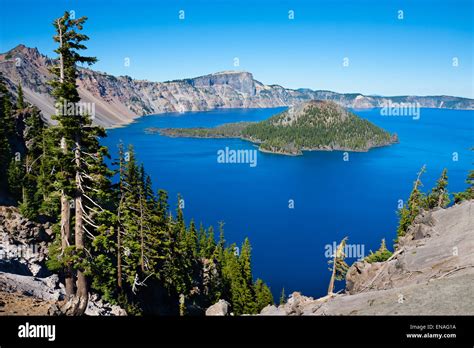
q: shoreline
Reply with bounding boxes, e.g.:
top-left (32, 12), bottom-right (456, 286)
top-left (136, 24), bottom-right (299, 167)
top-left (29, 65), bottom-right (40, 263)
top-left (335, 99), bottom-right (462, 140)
top-left (103, 104), bottom-right (474, 130)
top-left (153, 128), bottom-right (398, 156)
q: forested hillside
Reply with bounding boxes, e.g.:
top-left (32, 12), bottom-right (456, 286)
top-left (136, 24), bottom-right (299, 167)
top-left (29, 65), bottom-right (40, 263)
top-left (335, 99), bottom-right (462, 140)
top-left (157, 100), bottom-right (398, 155)
top-left (0, 12), bottom-right (272, 316)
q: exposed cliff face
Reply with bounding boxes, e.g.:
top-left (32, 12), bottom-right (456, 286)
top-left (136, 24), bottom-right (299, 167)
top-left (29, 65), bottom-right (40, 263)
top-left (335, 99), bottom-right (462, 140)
top-left (260, 200), bottom-right (474, 315)
top-left (1, 44), bottom-right (473, 128)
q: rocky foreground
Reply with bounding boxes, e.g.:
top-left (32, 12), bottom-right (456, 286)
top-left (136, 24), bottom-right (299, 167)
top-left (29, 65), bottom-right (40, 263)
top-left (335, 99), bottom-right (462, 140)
top-left (1, 45), bottom-right (473, 128)
top-left (0, 206), bottom-right (126, 316)
top-left (258, 200), bottom-right (474, 315)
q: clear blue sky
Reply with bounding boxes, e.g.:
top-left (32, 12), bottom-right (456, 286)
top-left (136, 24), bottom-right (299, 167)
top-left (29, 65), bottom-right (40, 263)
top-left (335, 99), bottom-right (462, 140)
top-left (1, 0), bottom-right (473, 97)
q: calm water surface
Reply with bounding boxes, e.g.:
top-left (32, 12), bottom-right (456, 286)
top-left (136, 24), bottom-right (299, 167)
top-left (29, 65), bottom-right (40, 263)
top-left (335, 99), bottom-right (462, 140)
top-left (102, 107), bottom-right (473, 298)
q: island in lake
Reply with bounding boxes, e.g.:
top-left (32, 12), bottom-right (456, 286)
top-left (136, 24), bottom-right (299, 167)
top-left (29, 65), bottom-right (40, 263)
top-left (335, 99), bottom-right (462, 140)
top-left (148, 100), bottom-right (399, 155)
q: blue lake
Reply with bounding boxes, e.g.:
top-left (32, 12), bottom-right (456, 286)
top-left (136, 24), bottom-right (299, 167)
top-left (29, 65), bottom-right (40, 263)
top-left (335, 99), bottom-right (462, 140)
top-left (102, 107), bottom-right (473, 298)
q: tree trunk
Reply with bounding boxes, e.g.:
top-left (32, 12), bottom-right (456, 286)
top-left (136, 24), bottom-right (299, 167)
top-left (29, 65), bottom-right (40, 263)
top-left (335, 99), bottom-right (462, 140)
top-left (438, 189), bottom-right (445, 207)
top-left (117, 225), bottom-right (122, 289)
top-left (60, 136), bottom-right (74, 298)
top-left (60, 192), bottom-right (74, 297)
top-left (74, 137), bottom-right (88, 315)
top-left (327, 255), bottom-right (336, 295)
top-left (140, 195), bottom-right (145, 273)
top-left (57, 19), bottom-right (64, 82)
top-left (57, 21), bottom-right (75, 299)
top-left (117, 160), bottom-right (124, 290)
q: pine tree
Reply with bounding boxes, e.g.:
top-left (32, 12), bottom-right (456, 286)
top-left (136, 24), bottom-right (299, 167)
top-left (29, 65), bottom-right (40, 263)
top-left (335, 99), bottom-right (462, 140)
top-left (426, 168), bottom-right (450, 209)
top-left (19, 106), bottom-right (45, 219)
top-left (396, 165), bottom-right (426, 240)
top-left (0, 75), bottom-right (15, 138)
top-left (16, 82), bottom-right (25, 110)
top-left (37, 126), bottom-right (60, 217)
top-left (120, 145), bottom-right (145, 287)
top-left (7, 157), bottom-right (23, 202)
top-left (327, 237), bottom-right (349, 295)
top-left (364, 238), bottom-right (393, 263)
top-left (279, 287), bottom-right (286, 305)
top-left (254, 278), bottom-right (273, 312)
top-left (0, 76), bottom-right (13, 194)
top-left (49, 11), bottom-right (102, 315)
top-left (240, 238), bottom-right (253, 286)
top-left (221, 245), bottom-right (245, 314)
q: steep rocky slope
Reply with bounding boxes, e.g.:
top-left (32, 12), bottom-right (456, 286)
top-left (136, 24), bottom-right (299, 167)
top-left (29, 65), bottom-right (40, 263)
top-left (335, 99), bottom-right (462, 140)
top-left (261, 200), bottom-right (474, 315)
top-left (1, 45), bottom-right (473, 128)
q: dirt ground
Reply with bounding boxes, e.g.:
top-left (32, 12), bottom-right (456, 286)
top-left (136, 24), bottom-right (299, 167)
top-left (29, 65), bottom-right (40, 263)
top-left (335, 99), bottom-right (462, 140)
top-left (0, 290), bottom-right (54, 315)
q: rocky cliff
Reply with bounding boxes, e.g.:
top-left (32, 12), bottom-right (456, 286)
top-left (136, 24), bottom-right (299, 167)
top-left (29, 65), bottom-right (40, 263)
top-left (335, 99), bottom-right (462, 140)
top-left (1, 45), bottom-right (473, 128)
top-left (261, 200), bottom-right (474, 315)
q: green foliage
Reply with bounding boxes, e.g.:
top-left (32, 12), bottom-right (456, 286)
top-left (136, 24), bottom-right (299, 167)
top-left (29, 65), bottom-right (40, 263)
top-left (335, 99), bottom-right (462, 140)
top-left (425, 168), bottom-right (450, 209)
top-left (1, 12), bottom-right (270, 317)
top-left (328, 237), bottom-right (349, 281)
top-left (364, 239), bottom-right (393, 263)
top-left (158, 101), bottom-right (395, 155)
top-left (243, 103), bottom-right (393, 154)
top-left (396, 165), bottom-right (426, 240)
top-left (0, 75), bottom-right (14, 193)
top-left (327, 237), bottom-right (349, 295)
top-left (17, 82), bottom-right (25, 110)
top-left (279, 287), bottom-right (286, 305)
top-left (221, 244), bottom-right (256, 315)
top-left (7, 158), bottom-right (24, 202)
top-left (254, 278), bottom-right (274, 312)
top-left (453, 151), bottom-right (473, 203)
top-left (19, 106), bottom-right (46, 219)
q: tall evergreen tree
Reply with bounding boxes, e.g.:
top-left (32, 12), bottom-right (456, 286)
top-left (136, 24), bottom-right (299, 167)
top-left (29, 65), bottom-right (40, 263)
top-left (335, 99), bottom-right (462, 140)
top-left (254, 278), bottom-right (273, 312)
top-left (240, 238), bottom-right (253, 286)
top-left (49, 11), bottom-right (104, 315)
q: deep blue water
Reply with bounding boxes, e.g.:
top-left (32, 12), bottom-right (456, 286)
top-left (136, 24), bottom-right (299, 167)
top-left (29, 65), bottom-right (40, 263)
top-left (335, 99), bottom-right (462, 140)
top-left (101, 107), bottom-right (473, 298)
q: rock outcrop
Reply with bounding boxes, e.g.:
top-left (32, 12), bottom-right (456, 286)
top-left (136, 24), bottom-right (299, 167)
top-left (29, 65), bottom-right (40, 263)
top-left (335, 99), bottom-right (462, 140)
top-left (205, 299), bottom-right (230, 316)
top-left (260, 200), bottom-right (474, 315)
top-left (0, 206), bottom-right (126, 316)
top-left (1, 45), bottom-right (473, 128)
top-left (0, 206), bottom-right (52, 277)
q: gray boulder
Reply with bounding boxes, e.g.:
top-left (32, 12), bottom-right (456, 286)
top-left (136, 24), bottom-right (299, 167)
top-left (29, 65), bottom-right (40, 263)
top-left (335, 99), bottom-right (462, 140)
top-left (260, 305), bottom-right (286, 316)
top-left (205, 299), bottom-right (230, 316)
top-left (0, 272), bottom-right (64, 301)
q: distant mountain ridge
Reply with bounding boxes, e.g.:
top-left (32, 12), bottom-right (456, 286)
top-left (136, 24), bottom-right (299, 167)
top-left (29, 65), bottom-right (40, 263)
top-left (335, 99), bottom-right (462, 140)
top-left (1, 44), bottom-right (473, 127)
